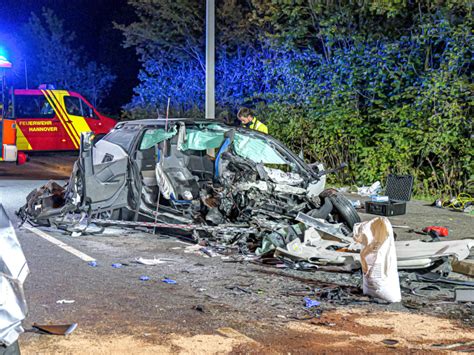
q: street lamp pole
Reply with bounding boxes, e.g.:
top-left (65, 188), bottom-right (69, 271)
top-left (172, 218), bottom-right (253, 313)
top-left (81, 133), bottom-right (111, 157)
top-left (205, 0), bottom-right (215, 119)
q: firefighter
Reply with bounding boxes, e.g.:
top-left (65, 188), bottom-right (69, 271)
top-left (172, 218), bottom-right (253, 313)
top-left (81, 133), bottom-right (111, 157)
top-left (237, 107), bottom-right (268, 134)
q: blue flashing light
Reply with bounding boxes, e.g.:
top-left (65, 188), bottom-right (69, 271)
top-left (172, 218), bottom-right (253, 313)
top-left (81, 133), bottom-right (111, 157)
top-left (0, 55), bottom-right (12, 69)
top-left (0, 46), bottom-right (11, 68)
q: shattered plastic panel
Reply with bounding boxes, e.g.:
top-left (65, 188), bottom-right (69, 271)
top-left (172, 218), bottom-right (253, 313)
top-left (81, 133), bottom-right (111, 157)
top-left (395, 239), bottom-right (474, 269)
top-left (264, 167), bottom-right (304, 185)
top-left (0, 205), bottom-right (29, 347)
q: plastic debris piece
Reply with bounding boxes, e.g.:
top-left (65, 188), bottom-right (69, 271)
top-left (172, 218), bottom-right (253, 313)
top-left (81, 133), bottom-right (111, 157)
top-left (162, 278), bottom-right (177, 284)
top-left (357, 181), bottom-right (381, 196)
top-left (382, 339), bottom-right (399, 346)
top-left (370, 195), bottom-right (389, 202)
top-left (88, 261), bottom-right (97, 267)
top-left (303, 297), bottom-right (320, 308)
top-left (193, 305), bottom-right (205, 312)
top-left (135, 257), bottom-right (167, 265)
top-left (432, 341), bottom-right (474, 350)
top-left (139, 275), bottom-right (150, 281)
top-left (111, 263), bottom-right (123, 268)
top-left (351, 200), bottom-right (362, 209)
top-left (455, 288), bottom-right (474, 302)
top-left (200, 247), bottom-right (219, 257)
top-left (422, 226), bottom-right (449, 237)
top-left (56, 299), bottom-right (75, 304)
top-left (33, 323), bottom-right (78, 336)
top-left (452, 259), bottom-right (474, 277)
top-left (0, 204), bottom-right (29, 346)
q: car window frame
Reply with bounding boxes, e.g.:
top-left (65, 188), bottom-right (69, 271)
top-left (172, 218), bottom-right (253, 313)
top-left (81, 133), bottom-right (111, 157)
top-left (102, 126), bottom-right (141, 153)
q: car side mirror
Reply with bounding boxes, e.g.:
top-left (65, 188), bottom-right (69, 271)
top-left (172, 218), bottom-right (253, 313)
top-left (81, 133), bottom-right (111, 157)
top-left (80, 132), bottom-right (94, 153)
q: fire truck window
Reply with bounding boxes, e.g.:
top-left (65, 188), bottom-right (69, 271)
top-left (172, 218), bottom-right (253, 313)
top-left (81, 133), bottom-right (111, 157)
top-left (81, 99), bottom-right (98, 119)
top-left (15, 95), bottom-right (55, 119)
top-left (64, 96), bottom-right (82, 116)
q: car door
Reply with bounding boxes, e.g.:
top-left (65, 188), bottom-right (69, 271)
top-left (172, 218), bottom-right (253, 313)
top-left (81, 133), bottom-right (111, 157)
top-left (79, 132), bottom-right (131, 209)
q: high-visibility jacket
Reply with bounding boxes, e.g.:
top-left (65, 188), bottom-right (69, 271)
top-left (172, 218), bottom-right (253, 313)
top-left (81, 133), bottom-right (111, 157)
top-left (245, 117), bottom-right (268, 134)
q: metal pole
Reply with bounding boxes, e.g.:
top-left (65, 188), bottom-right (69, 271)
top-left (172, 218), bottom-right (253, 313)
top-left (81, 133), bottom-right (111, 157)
top-left (1, 69), bottom-right (5, 118)
top-left (24, 60), bottom-right (28, 89)
top-left (205, 0), bottom-right (215, 119)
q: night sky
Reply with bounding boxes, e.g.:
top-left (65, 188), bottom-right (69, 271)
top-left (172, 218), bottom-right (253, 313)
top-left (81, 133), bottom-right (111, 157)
top-left (0, 0), bottom-right (140, 114)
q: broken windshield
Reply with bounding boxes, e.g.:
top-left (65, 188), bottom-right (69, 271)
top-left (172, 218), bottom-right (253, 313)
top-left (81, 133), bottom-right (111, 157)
top-left (180, 126), bottom-right (288, 165)
top-left (137, 124), bottom-right (291, 166)
top-left (233, 134), bottom-right (287, 165)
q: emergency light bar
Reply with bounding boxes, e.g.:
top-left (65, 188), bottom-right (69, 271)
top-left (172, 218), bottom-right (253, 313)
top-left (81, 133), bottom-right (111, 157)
top-left (38, 84), bottom-right (55, 89)
top-left (0, 55), bottom-right (12, 69)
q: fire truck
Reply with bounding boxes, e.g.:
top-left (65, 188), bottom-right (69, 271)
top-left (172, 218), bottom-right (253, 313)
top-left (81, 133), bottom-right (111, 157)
top-left (0, 56), bottom-right (117, 163)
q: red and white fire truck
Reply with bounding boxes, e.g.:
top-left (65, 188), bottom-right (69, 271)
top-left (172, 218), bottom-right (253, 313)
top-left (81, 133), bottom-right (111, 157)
top-left (0, 55), bottom-right (116, 163)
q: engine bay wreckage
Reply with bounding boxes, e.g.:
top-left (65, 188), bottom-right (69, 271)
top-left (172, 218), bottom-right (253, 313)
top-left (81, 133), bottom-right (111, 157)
top-left (18, 119), bottom-right (474, 272)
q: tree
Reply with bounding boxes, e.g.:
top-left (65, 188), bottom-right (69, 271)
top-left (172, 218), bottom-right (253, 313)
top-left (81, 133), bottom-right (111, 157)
top-left (117, 0), bottom-right (264, 117)
top-left (119, 0), bottom-right (473, 196)
top-left (77, 62), bottom-right (116, 107)
top-left (23, 8), bottom-right (116, 108)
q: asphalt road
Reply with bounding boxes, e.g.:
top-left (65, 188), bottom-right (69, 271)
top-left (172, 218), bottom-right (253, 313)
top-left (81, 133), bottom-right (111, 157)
top-left (0, 155), bottom-right (76, 180)
top-left (1, 178), bottom-right (473, 353)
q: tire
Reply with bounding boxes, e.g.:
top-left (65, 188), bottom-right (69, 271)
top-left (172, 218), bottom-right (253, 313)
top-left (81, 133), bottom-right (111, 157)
top-left (327, 192), bottom-right (361, 230)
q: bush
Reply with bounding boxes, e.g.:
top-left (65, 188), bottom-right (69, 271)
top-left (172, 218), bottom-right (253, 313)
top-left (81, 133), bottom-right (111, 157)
top-left (121, 0), bottom-right (473, 197)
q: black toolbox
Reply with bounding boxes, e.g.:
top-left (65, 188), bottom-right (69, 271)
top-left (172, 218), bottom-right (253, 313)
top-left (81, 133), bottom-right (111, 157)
top-left (365, 174), bottom-right (414, 216)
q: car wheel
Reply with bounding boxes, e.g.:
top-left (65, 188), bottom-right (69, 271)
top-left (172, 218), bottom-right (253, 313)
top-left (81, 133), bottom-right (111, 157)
top-left (327, 191), bottom-right (361, 230)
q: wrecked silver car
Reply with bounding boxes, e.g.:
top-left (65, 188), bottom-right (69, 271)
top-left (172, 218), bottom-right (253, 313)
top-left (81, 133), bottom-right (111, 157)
top-left (18, 119), bottom-right (360, 244)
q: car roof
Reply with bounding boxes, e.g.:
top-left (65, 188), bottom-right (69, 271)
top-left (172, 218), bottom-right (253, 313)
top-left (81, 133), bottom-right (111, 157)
top-left (117, 118), bottom-right (225, 128)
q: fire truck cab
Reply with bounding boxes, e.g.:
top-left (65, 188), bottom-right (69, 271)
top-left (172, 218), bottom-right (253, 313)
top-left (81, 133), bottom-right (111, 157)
top-left (1, 53), bottom-right (116, 163)
top-left (13, 87), bottom-right (117, 151)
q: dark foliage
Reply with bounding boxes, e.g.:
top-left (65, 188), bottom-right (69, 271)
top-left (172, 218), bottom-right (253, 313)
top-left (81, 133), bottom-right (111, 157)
top-left (120, 0), bottom-right (473, 197)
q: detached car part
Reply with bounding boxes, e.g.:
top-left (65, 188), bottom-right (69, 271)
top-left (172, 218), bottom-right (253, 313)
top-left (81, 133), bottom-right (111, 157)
top-left (0, 204), bottom-right (29, 349)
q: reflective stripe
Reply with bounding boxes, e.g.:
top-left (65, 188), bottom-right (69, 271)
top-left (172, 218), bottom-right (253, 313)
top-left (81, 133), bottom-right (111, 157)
top-left (47, 90), bottom-right (79, 140)
top-left (49, 91), bottom-right (91, 142)
top-left (249, 118), bottom-right (258, 130)
top-left (47, 90), bottom-right (82, 146)
top-left (250, 118), bottom-right (268, 134)
top-left (42, 90), bottom-right (79, 148)
top-left (244, 118), bottom-right (268, 133)
top-left (16, 126), bottom-right (32, 150)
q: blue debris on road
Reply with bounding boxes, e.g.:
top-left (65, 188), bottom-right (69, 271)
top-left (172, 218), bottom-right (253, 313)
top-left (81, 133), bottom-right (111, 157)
top-left (304, 297), bottom-right (320, 308)
top-left (162, 278), bottom-right (177, 284)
